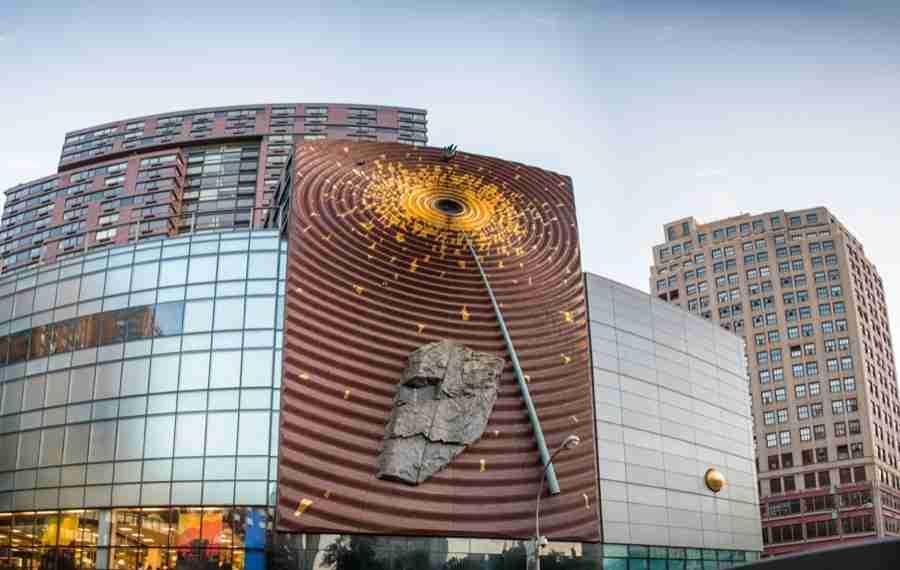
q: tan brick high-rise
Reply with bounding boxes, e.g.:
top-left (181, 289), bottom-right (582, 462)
top-left (650, 207), bottom-right (900, 556)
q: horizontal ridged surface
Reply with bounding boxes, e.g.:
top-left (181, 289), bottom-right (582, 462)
top-left (276, 141), bottom-right (600, 541)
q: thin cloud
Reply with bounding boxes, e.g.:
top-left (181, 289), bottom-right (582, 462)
top-left (695, 168), bottom-right (729, 178)
top-left (655, 25), bottom-right (676, 42)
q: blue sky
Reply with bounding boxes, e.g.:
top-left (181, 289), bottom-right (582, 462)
top-left (1, 0), bottom-right (899, 360)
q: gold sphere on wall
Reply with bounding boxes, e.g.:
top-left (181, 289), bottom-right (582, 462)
top-left (704, 468), bottom-right (726, 493)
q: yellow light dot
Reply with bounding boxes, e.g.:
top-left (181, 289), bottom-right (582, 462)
top-left (294, 498), bottom-right (313, 517)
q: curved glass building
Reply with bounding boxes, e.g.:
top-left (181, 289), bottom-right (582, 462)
top-left (0, 230), bottom-right (286, 570)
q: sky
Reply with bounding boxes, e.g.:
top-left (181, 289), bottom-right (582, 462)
top-left (1, 0), bottom-right (899, 363)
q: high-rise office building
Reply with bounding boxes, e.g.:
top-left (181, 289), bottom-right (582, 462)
top-left (1, 103), bottom-right (427, 273)
top-left (651, 208), bottom-right (900, 556)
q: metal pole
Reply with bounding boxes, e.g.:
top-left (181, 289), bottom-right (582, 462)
top-left (464, 234), bottom-right (561, 495)
top-left (534, 443), bottom-right (575, 570)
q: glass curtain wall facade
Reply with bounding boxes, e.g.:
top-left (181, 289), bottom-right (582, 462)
top-left (0, 231), bottom-right (286, 570)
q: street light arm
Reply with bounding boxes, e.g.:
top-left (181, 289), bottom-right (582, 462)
top-left (535, 445), bottom-right (572, 547)
top-left (534, 435), bottom-right (581, 570)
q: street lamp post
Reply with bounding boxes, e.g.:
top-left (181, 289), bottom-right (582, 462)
top-left (533, 434), bottom-right (581, 570)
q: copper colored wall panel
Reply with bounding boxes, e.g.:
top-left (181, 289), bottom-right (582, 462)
top-left (276, 141), bottom-right (600, 541)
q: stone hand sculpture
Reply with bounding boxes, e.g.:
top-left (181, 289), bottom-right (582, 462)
top-left (376, 340), bottom-right (504, 484)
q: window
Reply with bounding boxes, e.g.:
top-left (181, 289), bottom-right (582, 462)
top-left (840, 356), bottom-right (853, 371)
top-left (804, 472), bottom-right (817, 489)
top-left (795, 384), bottom-right (807, 399)
top-left (811, 402), bottom-right (823, 417)
top-left (773, 367), bottom-right (784, 382)
top-left (770, 478), bottom-right (782, 493)
top-left (792, 364), bottom-right (805, 378)
top-left (851, 443), bottom-right (864, 459)
top-left (797, 405), bottom-right (810, 419)
top-left (787, 326), bottom-right (799, 339)
top-left (834, 422), bottom-right (847, 437)
top-left (766, 433), bottom-right (778, 448)
top-left (783, 475), bottom-right (797, 492)
top-left (849, 420), bottom-right (861, 434)
top-left (764, 411), bottom-right (777, 426)
top-left (832, 400), bottom-right (845, 415)
top-left (802, 450), bottom-right (814, 465)
top-left (846, 398), bottom-right (858, 413)
top-left (809, 382), bottom-right (820, 396)
top-left (830, 379), bottom-right (842, 393)
top-left (840, 467), bottom-right (852, 483)
top-left (800, 426), bottom-right (812, 441)
top-left (779, 430), bottom-right (791, 447)
top-left (844, 377), bottom-right (856, 392)
top-left (98, 213), bottom-right (119, 225)
top-left (837, 445), bottom-right (850, 461)
top-left (768, 455), bottom-right (780, 470)
top-left (775, 388), bottom-right (787, 401)
top-left (813, 424), bottom-right (826, 440)
top-left (95, 228), bottom-right (117, 241)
